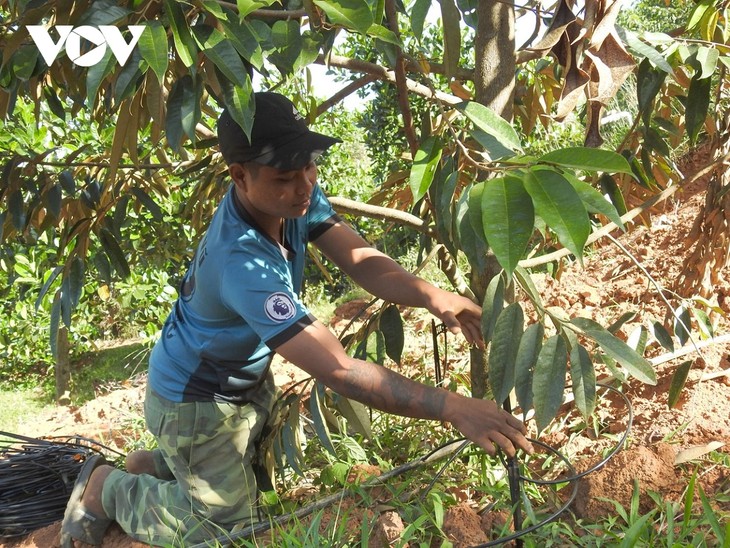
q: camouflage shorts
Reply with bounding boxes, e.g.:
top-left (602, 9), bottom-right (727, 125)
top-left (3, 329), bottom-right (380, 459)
top-left (101, 372), bottom-right (276, 547)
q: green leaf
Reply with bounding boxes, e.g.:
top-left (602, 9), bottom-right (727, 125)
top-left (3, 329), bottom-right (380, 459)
top-left (165, 0), bottom-right (197, 67)
top-left (532, 335), bottom-right (568, 433)
top-left (627, 325), bottom-right (648, 355)
top-left (456, 188), bottom-right (490, 273)
top-left (570, 344), bottom-right (596, 419)
top-left (410, 0), bottom-right (432, 40)
top-left (282, 406), bottom-right (304, 476)
top-left (59, 170), bottom-right (75, 194)
top-left (635, 57), bottom-right (667, 122)
top-left (219, 18), bottom-right (265, 69)
top-left (333, 395), bottom-right (372, 438)
top-left (524, 169), bottom-right (590, 263)
top-left (8, 189), bottom-right (25, 230)
top-left (313, 0), bottom-right (374, 34)
top-left (36, 266), bottom-right (63, 310)
top-left (456, 101), bottom-right (522, 152)
top-left (165, 78), bottom-right (186, 152)
top-left (696, 46), bottom-right (719, 80)
top-left (698, 484), bottom-right (726, 542)
top-left (440, 0), bottom-right (461, 78)
top-left (538, 147), bottom-right (633, 175)
top-left (619, 513), bottom-right (654, 548)
top-left (618, 27), bottom-right (674, 75)
top-left (366, 23), bottom-right (401, 46)
top-left (651, 321), bottom-right (674, 352)
top-left (488, 303), bottom-right (524, 404)
top-left (481, 175), bottom-right (534, 278)
top-left (379, 304), bottom-right (404, 364)
top-left (607, 311), bottom-right (637, 334)
top-left (193, 25), bottom-right (252, 86)
top-left (310, 382), bottom-right (337, 457)
top-left (481, 272), bottom-right (504, 344)
top-left (599, 173), bottom-right (628, 217)
top-left (691, 307), bottom-right (714, 339)
top-left (514, 266), bottom-right (543, 314)
top-left (571, 317), bottom-right (657, 385)
top-left (673, 305), bottom-right (691, 347)
top-left (50, 292), bottom-right (61, 361)
top-left (222, 79), bottom-right (255, 143)
top-left (514, 322), bottom-right (543, 419)
top-left (686, 73), bottom-right (711, 144)
top-left (561, 171), bottom-right (625, 230)
top-left (236, 0), bottom-right (277, 19)
top-left (356, 330), bottom-right (385, 364)
top-left (667, 360), bottom-right (692, 409)
top-left (44, 87), bottom-right (65, 121)
top-left (45, 183), bottom-right (62, 219)
top-left (131, 188), bottom-right (164, 222)
top-left (67, 256), bottom-right (85, 309)
top-left (409, 137), bottom-right (443, 203)
top-left (269, 19), bottom-right (303, 74)
top-left (99, 227), bottom-right (130, 279)
top-left (138, 21), bottom-right (168, 85)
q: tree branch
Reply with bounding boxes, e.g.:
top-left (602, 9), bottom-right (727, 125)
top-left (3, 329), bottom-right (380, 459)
top-left (315, 75), bottom-right (377, 117)
top-left (328, 196), bottom-right (435, 238)
top-left (316, 55), bottom-right (462, 105)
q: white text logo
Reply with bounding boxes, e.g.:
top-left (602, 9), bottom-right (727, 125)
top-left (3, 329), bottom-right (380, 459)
top-left (27, 25), bottom-right (146, 67)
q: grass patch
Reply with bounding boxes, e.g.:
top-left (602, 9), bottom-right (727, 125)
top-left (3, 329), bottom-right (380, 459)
top-left (0, 388), bottom-right (52, 433)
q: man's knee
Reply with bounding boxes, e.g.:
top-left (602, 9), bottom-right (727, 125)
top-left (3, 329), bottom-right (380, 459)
top-left (125, 449), bottom-right (157, 476)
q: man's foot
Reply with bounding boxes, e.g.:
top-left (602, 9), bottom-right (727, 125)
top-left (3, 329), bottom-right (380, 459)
top-left (125, 449), bottom-right (157, 476)
top-left (60, 455), bottom-right (114, 547)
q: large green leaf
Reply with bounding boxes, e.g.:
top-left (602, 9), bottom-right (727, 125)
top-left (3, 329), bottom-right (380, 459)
top-left (236, 0), bottom-right (277, 19)
top-left (99, 227), bottom-right (130, 279)
top-left (480, 270), bottom-right (504, 344)
top-left (222, 79), bottom-right (255, 143)
top-left (599, 173), bottom-right (628, 217)
top-left (440, 0), bottom-right (461, 78)
top-left (569, 344), bottom-right (596, 419)
top-left (668, 360), bottom-right (692, 409)
top-left (481, 175), bottom-right (534, 277)
top-left (455, 101), bottom-right (522, 152)
top-left (410, 0), bottom-right (431, 40)
top-left (686, 73), bottom-right (711, 145)
top-left (137, 21), bottom-right (168, 85)
top-left (366, 24), bottom-right (401, 46)
top-left (571, 317), bottom-right (657, 385)
top-left (165, 78), bottom-right (186, 152)
top-left (538, 147), bottom-right (633, 175)
top-left (165, 0), bottom-right (197, 67)
top-left (488, 303), bottom-right (524, 404)
top-left (379, 304), bottom-right (404, 364)
top-left (67, 256), bottom-right (85, 309)
top-left (35, 265), bottom-right (63, 310)
top-left (333, 394), bottom-right (372, 438)
top-left (195, 26), bottom-right (250, 88)
top-left (313, 0), bottom-right (374, 34)
top-left (282, 404), bottom-right (304, 476)
top-left (524, 169), bottom-right (590, 263)
top-left (219, 17), bottom-right (265, 69)
top-left (514, 322), bottom-right (543, 419)
top-left (532, 335), bottom-right (568, 433)
top-left (560, 170), bottom-right (625, 230)
top-left (409, 137), bottom-right (443, 202)
top-left (310, 382), bottom-right (337, 457)
top-left (673, 305), bottom-right (691, 346)
top-left (269, 19), bottom-right (302, 74)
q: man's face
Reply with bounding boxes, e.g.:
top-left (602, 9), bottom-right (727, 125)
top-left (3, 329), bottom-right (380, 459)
top-left (234, 161), bottom-right (318, 220)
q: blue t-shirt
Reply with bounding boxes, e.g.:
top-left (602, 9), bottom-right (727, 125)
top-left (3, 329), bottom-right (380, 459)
top-left (149, 183), bottom-right (340, 403)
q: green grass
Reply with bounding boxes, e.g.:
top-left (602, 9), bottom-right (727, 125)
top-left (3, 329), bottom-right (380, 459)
top-left (0, 339), bottom-right (152, 434)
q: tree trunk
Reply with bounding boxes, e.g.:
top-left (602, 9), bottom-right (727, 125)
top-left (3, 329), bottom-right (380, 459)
top-left (470, 0), bottom-right (516, 398)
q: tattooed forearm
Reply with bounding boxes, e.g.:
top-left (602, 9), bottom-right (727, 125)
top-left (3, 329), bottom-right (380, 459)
top-left (339, 358), bottom-right (449, 420)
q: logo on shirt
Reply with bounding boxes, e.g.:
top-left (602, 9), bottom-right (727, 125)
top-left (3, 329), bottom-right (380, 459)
top-left (265, 292), bottom-right (296, 322)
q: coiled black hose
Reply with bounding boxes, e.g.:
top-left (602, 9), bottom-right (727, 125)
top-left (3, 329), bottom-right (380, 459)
top-left (0, 431), bottom-right (123, 538)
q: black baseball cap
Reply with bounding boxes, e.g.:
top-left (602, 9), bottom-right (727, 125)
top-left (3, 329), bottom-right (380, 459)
top-left (217, 92), bottom-right (341, 171)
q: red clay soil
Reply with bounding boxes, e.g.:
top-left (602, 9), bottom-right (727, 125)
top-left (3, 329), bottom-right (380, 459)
top-left (2, 155), bottom-right (730, 547)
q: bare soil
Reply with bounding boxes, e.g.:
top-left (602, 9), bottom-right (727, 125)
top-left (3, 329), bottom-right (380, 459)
top-left (2, 156), bottom-right (729, 547)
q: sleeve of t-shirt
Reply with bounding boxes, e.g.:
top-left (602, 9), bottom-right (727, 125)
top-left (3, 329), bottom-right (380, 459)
top-left (220, 243), bottom-right (316, 350)
top-left (307, 184), bottom-right (342, 241)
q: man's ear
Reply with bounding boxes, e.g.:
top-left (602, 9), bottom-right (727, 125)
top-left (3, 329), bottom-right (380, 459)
top-left (229, 163), bottom-right (247, 189)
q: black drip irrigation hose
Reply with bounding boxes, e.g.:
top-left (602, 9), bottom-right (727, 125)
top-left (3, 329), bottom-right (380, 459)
top-left (193, 383), bottom-right (632, 548)
top-left (0, 431), bottom-right (124, 538)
